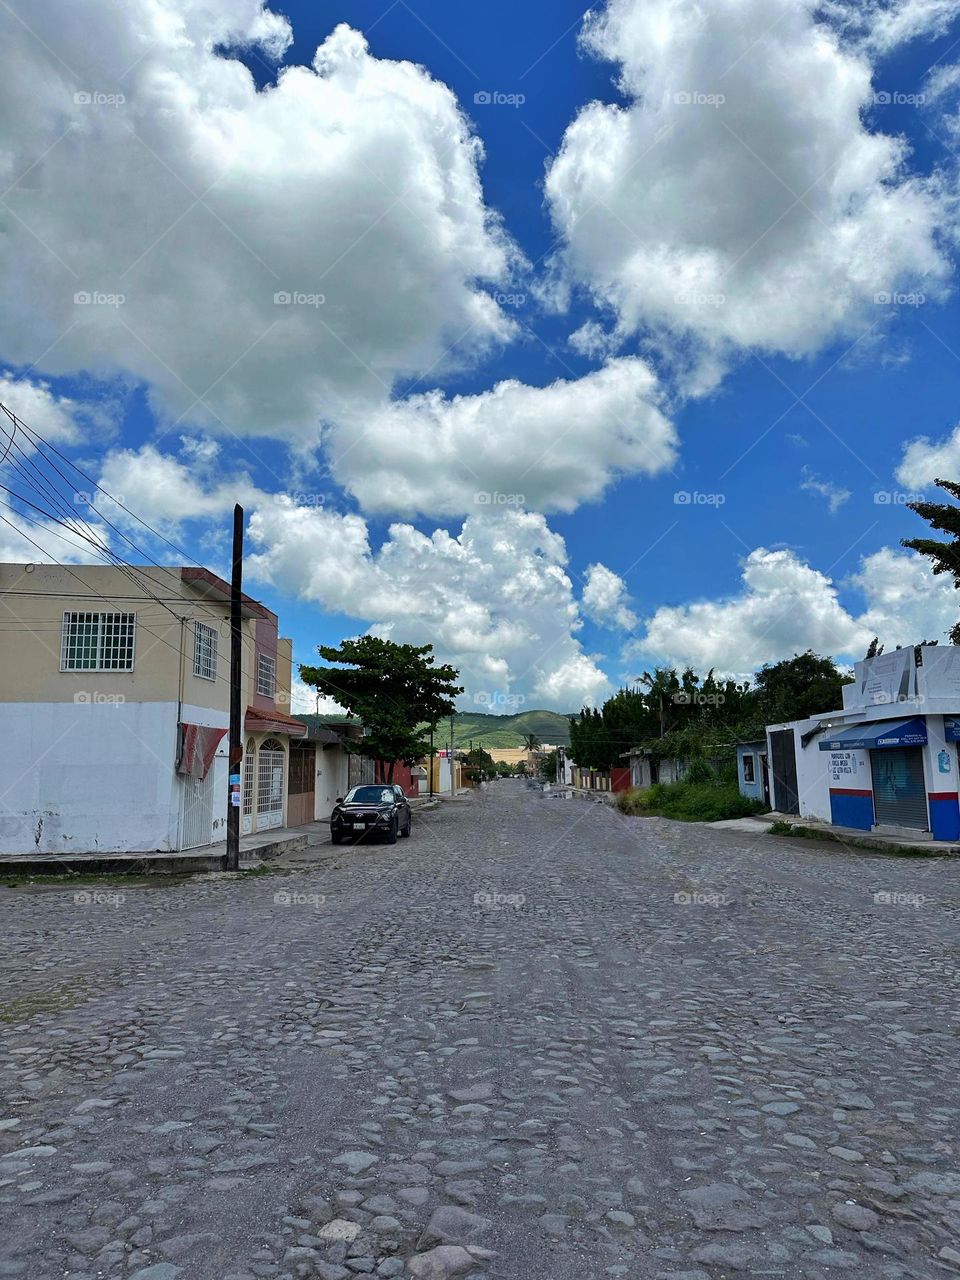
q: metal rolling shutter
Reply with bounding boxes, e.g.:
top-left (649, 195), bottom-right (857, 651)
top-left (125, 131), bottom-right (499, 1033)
top-left (871, 748), bottom-right (928, 830)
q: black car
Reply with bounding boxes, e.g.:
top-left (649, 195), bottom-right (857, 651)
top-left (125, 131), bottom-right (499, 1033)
top-left (330, 784), bottom-right (412, 845)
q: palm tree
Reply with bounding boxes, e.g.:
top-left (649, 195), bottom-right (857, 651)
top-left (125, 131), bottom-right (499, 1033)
top-left (637, 668), bottom-right (678, 738)
top-left (522, 732), bottom-right (541, 752)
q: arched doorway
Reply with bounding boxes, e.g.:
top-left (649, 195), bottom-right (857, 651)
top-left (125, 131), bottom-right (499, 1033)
top-left (256, 738), bottom-right (286, 830)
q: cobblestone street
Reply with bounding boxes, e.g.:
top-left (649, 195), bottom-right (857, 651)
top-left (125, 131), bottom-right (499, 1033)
top-left (3, 782), bottom-right (960, 1280)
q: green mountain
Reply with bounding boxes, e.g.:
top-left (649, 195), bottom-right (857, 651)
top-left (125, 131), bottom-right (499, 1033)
top-left (449, 709), bottom-right (575, 749)
top-left (303, 709), bottom-right (576, 749)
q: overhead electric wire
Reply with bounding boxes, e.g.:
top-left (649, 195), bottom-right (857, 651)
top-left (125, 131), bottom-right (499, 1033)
top-left (0, 398), bottom-right (320, 702)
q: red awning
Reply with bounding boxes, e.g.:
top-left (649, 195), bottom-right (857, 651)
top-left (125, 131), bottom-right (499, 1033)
top-left (245, 706), bottom-right (308, 737)
top-left (176, 724), bottom-right (227, 779)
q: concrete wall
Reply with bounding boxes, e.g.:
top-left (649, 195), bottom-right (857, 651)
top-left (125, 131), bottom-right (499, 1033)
top-left (0, 699), bottom-right (230, 854)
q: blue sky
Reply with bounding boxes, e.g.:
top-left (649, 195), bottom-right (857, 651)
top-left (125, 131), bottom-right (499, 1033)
top-left (3, 0), bottom-right (960, 711)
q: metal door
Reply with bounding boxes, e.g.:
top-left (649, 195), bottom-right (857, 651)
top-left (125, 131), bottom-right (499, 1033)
top-left (287, 743), bottom-right (316, 826)
top-left (257, 739), bottom-right (285, 830)
top-left (181, 770), bottom-right (214, 849)
top-left (871, 748), bottom-right (928, 830)
top-left (770, 730), bottom-right (800, 815)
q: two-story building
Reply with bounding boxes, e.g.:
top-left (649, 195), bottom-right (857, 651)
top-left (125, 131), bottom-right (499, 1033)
top-left (0, 562), bottom-right (305, 855)
top-left (765, 645), bottom-right (960, 843)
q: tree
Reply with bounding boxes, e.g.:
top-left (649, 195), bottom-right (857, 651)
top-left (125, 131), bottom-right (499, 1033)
top-left (461, 746), bottom-right (495, 783)
top-left (903, 479), bottom-right (960, 643)
top-left (522, 732), bottom-right (541, 752)
top-left (300, 637), bottom-right (462, 781)
top-left (752, 651), bottom-right (849, 726)
top-left (539, 749), bottom-right (559, 782)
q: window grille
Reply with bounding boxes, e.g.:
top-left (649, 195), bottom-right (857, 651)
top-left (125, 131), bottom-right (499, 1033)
top-left (257, 652), bottom-right (276, 698)
top-left (61, 611), bottom-right (135, 671)
top-left (193, 622), bottom-right (217, 681)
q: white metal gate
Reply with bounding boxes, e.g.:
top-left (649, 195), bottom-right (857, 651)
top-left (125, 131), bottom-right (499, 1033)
top-left (257, 739), bottom-right (285, 831)
top-left (181, 770), bottom-right (214, 849)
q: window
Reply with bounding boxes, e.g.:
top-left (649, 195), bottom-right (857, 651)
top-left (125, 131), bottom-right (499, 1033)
top-left (257, 652), bottom-right (276, 698)
top-left (61, 611), bottom-right (135, 671)
top-left (742, 753), bottom-right (756, 784)
top-left (193, 622), bottom-right (217, 681)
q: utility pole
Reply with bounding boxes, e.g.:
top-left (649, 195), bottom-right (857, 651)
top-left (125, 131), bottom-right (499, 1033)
top-left (225, 504), bottom-right (243, 871)
top-left (450, 714), bottom-right (455, 796)
top-left (429, 724), bottom-right (434, 798)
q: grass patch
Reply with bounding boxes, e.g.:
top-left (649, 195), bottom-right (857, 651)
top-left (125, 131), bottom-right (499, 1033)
top-left (616, 781), bottom-right (767, 823)
top-left (1, 871), bottom-right (196, 889)
top-left (0, 978), bottom-right (89, 1024)
top-left (236, 863), bottom-right (286, 878)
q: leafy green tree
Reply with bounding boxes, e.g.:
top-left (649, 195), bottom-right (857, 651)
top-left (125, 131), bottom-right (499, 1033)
top-left (539, 750), bottom-right (559, 782)
top-left (522, 732), bottom-right (541, 752)
top-left (300, 637), bottom-right (462, 782)
top-left (751, 651), bottom-right (849, 726)
top-left (461, 745), bottom-right (495, 782)
top-left (903, 479), bottom-right (960, 643)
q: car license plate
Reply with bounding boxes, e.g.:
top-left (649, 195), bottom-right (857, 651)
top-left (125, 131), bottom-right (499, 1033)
top-left (352, 822), bottom-right (366, 830)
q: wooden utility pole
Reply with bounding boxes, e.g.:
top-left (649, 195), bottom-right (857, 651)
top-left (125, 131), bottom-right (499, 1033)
top-left (429, 724), bottom-right (435, 798)
top-left (450, 714), bottom-right (455, 796)
top-left (224, 504), bottom-right (244, 871)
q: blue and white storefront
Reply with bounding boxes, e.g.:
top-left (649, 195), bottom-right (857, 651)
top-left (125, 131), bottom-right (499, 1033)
top-left (766, 647), bottom-right (960, 843)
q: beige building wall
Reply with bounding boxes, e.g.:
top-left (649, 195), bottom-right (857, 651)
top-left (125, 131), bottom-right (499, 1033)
top-left (0, 563), bottom-right (292, 712)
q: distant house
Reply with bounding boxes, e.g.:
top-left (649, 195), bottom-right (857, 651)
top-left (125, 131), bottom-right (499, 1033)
top-left (623, 748), bottom-right (688, 789)
top-left (0, 562), bottom-right (304, 855)
top-left (736, 740), bottom-right (769, 805)
top-left (291, 716), bottom-right (420, 822)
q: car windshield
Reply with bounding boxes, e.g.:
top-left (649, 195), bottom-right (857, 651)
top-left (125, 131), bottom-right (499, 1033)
top-left (343, 786), bottom-right (395, 805)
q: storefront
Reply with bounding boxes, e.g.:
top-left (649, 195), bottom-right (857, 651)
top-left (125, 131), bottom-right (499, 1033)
top-left (765, 646), bottom-right (960, 843)
top-left (818, 716), bottom-right (929, 833)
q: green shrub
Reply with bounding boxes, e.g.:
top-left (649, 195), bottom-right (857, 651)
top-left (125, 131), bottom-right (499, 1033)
top-left (683, 755), bottom-right (715, 785)
top-left (768, 820), bottom-right (794, 836)
top-left (616, 781), bottom-right (766, 823)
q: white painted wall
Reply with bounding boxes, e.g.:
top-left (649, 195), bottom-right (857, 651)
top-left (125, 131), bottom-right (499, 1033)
top-left (313, 745), bottom-right (350, 820)
top-left (0, 700), bottom-right (230, 854)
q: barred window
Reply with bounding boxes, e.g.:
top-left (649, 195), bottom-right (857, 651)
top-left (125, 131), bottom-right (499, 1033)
top-left (257, 652), bottom-right (276, 698)
top-left (61, 611), bottom-right (135, 671)
top-left (193, 622), bottom-right (218, 681)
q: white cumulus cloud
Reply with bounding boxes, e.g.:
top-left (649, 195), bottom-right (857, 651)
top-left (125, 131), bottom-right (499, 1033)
top-left (247, 503), bottom-right (612, 711)
top-left (634, 544), bottom-right (958, 677)
top-left (0, 3), bottom-right (517, 442)
top-left (896, 423), bottom-right (960, 489)
top-left (329, 358), bottom-right (676, 517)
top-left (581, 563), bottom-right (638, 630)
top-left (544, 0), bottom-right (951, 383)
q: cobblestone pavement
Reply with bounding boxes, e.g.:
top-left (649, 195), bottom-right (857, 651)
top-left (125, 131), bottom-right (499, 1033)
top-left (3, 782), bottom-right (960, 1280)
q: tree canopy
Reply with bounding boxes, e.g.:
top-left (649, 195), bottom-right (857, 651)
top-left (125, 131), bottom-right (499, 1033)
top-left (300, 636), bottom-right (462, 780)
top-left (568, 653), bottom-right (851, 771)
top-left (903, 478), bottom-right (960, 644)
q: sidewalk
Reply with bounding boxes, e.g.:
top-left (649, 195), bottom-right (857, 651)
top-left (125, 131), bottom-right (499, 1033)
top-left (0, 795), bottom-right (458, 877)
top-left (710, 812), bottom-right (960, 855)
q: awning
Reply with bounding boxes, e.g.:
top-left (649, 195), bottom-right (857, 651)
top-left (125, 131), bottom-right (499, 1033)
top-left (245, 706), bottom-right (307, 737)
top-left (818, 717), bottom-right (927, 752)
top-left (177, 723), bottom-right (227, 778)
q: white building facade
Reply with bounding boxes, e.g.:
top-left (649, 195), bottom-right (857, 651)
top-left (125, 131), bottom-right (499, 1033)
top-left (766, 646), bottom-right (960, 843)
top-left (0, 563), bottom-right (304, 855)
